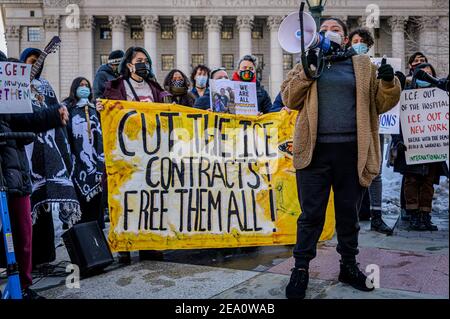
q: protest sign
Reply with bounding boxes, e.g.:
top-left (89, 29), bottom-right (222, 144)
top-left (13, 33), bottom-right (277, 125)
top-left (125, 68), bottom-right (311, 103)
top-left (210, 79), bottom-right (258, 115)
top-left (379, 104), bottom-right (401, 134)
top-left (371, 57), bottom-right (402, 73)
top-left (371, 57), bottom-right (403, 134)
top-left (100, 100), bottom-right (336, 251)
top-left (400, 88), bottom-right (449, 165)
top-left (0, 62), bottom-right (33, 114)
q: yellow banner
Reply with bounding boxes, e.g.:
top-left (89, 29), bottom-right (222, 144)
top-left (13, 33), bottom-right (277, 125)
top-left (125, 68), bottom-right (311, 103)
top-left (100, 100), bottom-right (335, 251)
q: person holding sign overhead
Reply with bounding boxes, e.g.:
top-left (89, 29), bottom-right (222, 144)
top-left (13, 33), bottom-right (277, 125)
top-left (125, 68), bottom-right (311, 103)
top-left (390, 63), bottom-right (449, 232)
top-left (281, 17), bottom-right (401, 299)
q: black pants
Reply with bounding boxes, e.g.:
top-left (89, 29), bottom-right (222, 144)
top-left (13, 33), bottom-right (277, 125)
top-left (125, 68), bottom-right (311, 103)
top-left (75, 187), bottom-right (104, 229)
top-left (32, 206), bottom-right (56, 267)
top-left (293, 142), bottom-right (365, 269)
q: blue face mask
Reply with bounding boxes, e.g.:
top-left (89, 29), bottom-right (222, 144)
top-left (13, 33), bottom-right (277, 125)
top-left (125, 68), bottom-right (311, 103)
top-left (195, 75), bottom-right (208, 88)
top-left (416, 79), bottom-right (432, 88)
top-left (76, 86), bottom-right (91, 99)
top-left (352, 43), bottom-right (369, 55)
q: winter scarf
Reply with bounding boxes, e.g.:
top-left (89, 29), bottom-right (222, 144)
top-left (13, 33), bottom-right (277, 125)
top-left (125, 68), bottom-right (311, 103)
top-left (24, 77), bottom-right (81, 227)
top-left (68, 98), bottom-right (105, 202)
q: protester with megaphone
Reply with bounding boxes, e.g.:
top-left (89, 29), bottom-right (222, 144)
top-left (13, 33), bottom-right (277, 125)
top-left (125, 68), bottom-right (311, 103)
top-left (281, 16), bottom-right (401, 299)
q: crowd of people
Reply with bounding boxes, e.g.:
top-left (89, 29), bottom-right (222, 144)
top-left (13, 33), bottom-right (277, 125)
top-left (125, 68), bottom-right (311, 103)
top-left (0, 15), bottom-right (448, 300)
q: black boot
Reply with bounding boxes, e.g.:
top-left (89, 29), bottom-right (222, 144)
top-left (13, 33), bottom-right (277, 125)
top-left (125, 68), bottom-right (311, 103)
top-left (400, 208), bottom-right (411, 221)
top-left (421, 212), bottom-right (438, 231)
top-left (118, 251), bottom-right (131, 264)
top-left (338, 261), bottom-right (375, 292)
top-left (285, 268), bottom-right (309, 299)
top-left (22, 288), bottom-right (46, 300)
top-left (409, 210), bottom-right (425, 231)
top-left (370, 210), bottom-right (393, 235)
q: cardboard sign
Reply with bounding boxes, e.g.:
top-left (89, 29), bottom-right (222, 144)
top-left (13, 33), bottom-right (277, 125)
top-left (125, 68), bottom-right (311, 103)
top-left (371, 57), bottom-right (402, 73)
top-left (0, 62), bottom-right (33, 114)
top-left (400, 88), bottom-right (449, 165)
top-left (371, 57), bottom-right (402, 134)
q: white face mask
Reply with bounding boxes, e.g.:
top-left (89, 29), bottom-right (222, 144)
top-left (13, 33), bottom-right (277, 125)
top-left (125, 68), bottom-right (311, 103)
top-left (324, 31), bottom-right (343, 46)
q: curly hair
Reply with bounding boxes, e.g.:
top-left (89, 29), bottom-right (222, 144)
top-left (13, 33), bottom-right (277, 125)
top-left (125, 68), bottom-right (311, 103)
top-left (191, 64), bottom-right (211, 87)
top-left (348, 28), bottom-right (375, 49)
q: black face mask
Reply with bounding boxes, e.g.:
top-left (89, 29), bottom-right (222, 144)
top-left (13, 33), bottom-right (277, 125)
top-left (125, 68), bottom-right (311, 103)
top-left (134, 62), bottom-right (150, 79)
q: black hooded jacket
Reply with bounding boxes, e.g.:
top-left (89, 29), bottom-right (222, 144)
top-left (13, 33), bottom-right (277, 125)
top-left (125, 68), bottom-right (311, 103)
top-left (0, 111), bottom-right (62, 196)
top-left (94, 64), bottom-right (118, 99)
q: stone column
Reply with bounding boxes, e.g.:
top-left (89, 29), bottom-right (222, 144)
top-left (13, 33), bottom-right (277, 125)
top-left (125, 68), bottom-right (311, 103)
top-left (419, 17), bottom-right (439, 70)
top-left (109, 15), bottom-right (127, 51)
top-left (205, 15), bottom-right (222, 69)
top-left (267, 16), bottom-right (284, 99)
top-left (142, 16), bottom-right (159, 74)
top-left (78, 16), bottom-right (95, 83)
top-left (59, 16), bottom-right (80, 99)
top-left (388, 16), bottom-right (408, 72)
top-left (4, 25), bottom-right (21, 58)
top-left (437, 14), bottom-right (449, 76)
top-left (174, 16), bottom-right (191, 75)
top-left (43, 15), bottom-right (61, 99)
top-left (237, 16), bottom-right (254, 58)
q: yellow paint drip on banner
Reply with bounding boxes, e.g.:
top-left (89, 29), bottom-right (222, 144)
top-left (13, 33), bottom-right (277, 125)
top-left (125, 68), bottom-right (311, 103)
top-left (100, 100), bottom-right (335, 251)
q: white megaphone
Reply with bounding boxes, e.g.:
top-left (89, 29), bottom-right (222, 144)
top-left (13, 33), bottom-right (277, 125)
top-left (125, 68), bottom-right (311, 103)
top-left (278, 11), bottom-right (318, 54)
top-left (278, 11), bottom-right (342, 54)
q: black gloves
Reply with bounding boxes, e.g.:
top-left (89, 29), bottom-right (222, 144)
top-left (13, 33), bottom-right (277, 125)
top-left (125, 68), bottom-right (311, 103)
top-left (306, 50), bottom-right (318, 69)
top-left (377, 58), bottom-right (395, 82)
top-left (395, 71), bottom-right (407, 90)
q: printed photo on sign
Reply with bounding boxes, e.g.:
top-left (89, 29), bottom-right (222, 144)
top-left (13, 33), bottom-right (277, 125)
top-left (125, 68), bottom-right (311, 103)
top-left (210, 79), bottom-right (259, 115)
top-left (400, 88), bottom-right (449, 165)
top-left (0, 62), bottom-right (33, 114)
top-left (209, 79), bottom-right (235, 113)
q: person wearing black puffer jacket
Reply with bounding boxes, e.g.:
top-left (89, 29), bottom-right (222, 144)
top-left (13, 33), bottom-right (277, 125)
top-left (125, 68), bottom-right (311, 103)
top-left (0, 52), bottom-right (68, 300)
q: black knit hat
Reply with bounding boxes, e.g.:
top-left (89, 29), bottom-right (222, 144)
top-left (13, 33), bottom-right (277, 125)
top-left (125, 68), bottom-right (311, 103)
top-left (108, 50), bottom-right (125, 65)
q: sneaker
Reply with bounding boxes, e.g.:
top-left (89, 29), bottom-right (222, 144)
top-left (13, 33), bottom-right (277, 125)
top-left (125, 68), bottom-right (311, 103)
top-left (370, 210), bottom-right (393, 235)
top-left (285, 268), bottom-right (309, 299)
top-left (421, 212), bottom-right (438, 231)
top-left (22, 288), bottom-right (46, 300)
top-left (338, 261), bottom-right (375, 292)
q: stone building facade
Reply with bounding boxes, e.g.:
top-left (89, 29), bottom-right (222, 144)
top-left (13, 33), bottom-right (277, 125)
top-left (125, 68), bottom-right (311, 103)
top-left (1, 0), bottom-right (449, 100)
